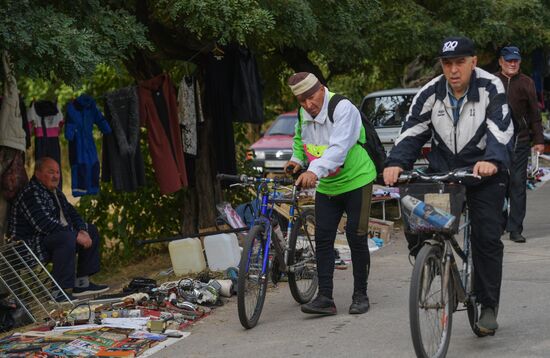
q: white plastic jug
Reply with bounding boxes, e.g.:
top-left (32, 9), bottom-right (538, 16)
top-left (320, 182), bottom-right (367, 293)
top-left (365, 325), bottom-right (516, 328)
top-left (203, 233), bottom-right (241, 271)
top-left (168, 237), bottom-right (206, 275)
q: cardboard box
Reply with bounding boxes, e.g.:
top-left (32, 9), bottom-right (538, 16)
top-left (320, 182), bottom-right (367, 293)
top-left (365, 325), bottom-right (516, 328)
top-left (368, 217), bottom-right (394, 241)
top-left (338, 215), bottom-right (394, 242)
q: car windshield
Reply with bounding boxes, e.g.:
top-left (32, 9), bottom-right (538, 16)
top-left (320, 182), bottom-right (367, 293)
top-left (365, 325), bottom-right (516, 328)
top-left (361, 95), bottom-right (415, 128)
top-left (265, 115), bottom-right (297, 136)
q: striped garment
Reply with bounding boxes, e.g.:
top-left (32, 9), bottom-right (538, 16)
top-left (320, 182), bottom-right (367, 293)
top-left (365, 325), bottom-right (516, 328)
top-left (386, 67), bottom-right (514, 172)
top-left (7, 177), bottom-right (87, 263)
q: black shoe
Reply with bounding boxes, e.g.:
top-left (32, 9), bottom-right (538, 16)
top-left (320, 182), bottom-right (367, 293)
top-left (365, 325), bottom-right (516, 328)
top-left (73, 282), bottom-right (110, 297)
top-left (478, 306), bottom-right (498, 334)
top-left (301, 294), bottom-right (337, 315)
top-left (509, 232), bottom-right (526, 243)
top-left (349, 292), bottom-right (370, 314)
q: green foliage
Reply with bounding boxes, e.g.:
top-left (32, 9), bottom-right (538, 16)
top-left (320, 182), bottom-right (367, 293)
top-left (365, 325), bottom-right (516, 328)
top-left (0, 0), bottom-right (150, 83)
top-left (19, 63), bottom-right (134, 109)
top-left (154, 0), bottom-right (275, 44)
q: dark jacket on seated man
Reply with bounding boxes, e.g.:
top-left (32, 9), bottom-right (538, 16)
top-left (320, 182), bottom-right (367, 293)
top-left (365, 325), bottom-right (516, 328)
top-left (7, 157), bottom-right (108, 299)
top-left (8, 176), bottom-right (87, 263)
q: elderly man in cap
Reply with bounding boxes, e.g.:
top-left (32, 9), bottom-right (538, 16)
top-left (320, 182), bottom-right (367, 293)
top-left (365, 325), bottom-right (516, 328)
top-left (284, 72), bottom-right (377, 315)
top-left (495, 46), bottom-right (545, 243)
top-left (384, 36), bottom-right (514, 334)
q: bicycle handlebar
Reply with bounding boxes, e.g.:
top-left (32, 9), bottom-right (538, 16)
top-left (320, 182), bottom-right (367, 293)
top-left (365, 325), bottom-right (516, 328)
top-left (398, 168), bottom-right (480, 183)
top-left (217, 173), bottom-right (295, 186)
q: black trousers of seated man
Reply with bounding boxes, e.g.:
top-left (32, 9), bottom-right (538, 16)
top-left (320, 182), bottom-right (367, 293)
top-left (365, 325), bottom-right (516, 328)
top-left (314, 183), bottom-right (373, 299)
top-left (405, 171), bottom-right (508, 308)
top-left (42, 223), bottom-right (101, 289)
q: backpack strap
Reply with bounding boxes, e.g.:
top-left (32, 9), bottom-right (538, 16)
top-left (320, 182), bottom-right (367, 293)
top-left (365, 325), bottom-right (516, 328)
top-left (327, 94), bottom-right (347, 123)
top-left (327, 93), bottom-right (364, 145)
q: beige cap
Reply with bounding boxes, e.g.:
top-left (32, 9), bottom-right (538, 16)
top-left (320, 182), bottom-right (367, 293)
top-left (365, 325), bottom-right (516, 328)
top-left (287, 72), bottom-right (322, 98)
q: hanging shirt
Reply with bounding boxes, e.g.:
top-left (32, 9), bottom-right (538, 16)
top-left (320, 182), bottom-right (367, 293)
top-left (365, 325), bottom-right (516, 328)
top-left (28, 100), bottom-right (64, 164)
top-left (178, 76), bottom-right (198, 156)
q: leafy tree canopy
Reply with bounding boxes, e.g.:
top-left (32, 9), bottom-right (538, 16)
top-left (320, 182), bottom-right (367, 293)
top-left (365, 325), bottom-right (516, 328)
top-left (0, 0), bottom-right (150, 83)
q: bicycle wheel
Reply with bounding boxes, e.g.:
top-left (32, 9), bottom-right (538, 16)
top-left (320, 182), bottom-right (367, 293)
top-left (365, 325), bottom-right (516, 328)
top-left (237, 224), bottom-right (269, 329)
top-left (410, 244), bottom-right (453, 358)
top-left (288, 209), bottom-right (318, 304)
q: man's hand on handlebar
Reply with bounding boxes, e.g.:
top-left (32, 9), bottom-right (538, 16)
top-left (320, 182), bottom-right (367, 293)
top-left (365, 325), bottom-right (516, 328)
top-left (284, 161), bottom-right (302, 175)
top-left (383, 166), bottom-right (403, 186)
top-left (472, 161), bottom-right (497, 177)
top-left (296, 171), bottom-right (318, 189)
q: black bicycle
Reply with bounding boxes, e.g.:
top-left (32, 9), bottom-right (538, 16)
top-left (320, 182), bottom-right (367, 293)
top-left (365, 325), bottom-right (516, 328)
top-left (217, 174), bottom-right (317, 329)
top-left (398, 169), bottom-right (487, 358)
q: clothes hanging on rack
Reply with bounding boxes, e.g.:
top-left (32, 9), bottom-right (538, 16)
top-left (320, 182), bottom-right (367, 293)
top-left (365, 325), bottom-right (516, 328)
top-left (232, 45), bottom-right (264, 124)
top-left (204, 50), bottom-right (237, 176)
top-left (27, 100), bottom-right (63, 169)
top-left (65, 94), bottom-right (112, 197)
top-left (138, 73), bottom-right (188, 194)
top-left (177, 76), bottom-right (199, 156)
top-left (102, 86), bottom-right (146, 192)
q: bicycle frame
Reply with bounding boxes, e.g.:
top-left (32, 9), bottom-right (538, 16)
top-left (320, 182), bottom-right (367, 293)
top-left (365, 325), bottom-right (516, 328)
top-left (431, 207), bottom-right (472, 308)
top-left (246, 180), bottom-right (304, 278)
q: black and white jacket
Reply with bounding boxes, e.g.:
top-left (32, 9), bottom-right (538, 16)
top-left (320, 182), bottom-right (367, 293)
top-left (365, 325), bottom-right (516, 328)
top-left (387, 67), bottom-right (514, 172)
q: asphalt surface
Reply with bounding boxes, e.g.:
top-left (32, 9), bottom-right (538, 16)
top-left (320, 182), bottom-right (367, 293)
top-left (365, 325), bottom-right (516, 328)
top-left (153, 180), bottom-right (550, 358)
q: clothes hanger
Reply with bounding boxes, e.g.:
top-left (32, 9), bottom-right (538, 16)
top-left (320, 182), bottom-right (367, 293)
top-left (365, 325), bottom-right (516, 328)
top-left (212, 43), bottom-right (225, 60)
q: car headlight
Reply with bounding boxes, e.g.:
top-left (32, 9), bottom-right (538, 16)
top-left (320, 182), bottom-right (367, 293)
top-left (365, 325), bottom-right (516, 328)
top-left (255, 150), bottom-right (265, 159)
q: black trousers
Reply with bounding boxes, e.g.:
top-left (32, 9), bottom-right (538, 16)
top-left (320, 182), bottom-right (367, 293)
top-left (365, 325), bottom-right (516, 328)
top-left (315, 183), bottom-right (372, 299)
top-left (406, 171), bottom-right (508, 308)
top-left (506, 140), bottom-right (530, 234)
top-left (42, 224), bottom-right (101, 289)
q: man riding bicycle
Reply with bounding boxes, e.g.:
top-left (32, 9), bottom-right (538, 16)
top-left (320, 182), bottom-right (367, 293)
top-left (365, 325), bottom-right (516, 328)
top-left (383, 36), bottom-right (514, 334)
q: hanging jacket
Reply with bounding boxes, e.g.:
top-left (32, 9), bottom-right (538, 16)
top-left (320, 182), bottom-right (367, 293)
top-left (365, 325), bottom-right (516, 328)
top-left (65, 94), bottom-right (112, 196)
top-left (102, 86), bottom-right (146, 192)
top-left (231, 45), bottom-right (264, 124)
top-left (0, 51), bottom-right (26, 151)
top-left (138, 74), bottom-right (188, 194)
top-left (494, 71), bottom-right (544, 145)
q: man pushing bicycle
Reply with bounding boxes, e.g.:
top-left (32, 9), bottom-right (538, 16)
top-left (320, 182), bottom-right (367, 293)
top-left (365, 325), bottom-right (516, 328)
top-left (383, 36), bottom-right (514, 335)
top-left (284, 72), bottom-right (376, 315)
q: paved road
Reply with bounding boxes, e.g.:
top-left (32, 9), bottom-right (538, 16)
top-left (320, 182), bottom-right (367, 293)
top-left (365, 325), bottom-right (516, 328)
top-left (154, 182), bottom-right (550, 358)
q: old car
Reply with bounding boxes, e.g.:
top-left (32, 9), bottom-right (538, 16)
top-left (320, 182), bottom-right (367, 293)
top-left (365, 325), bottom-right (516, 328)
top-left (247, 111), bottom-right (297, 173)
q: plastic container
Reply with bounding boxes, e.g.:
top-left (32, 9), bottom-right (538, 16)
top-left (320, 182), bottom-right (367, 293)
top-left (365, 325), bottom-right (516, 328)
top-left (168, 237), bottom-right (206, 275)
top-left (203, 233), bottom-right (241, 271)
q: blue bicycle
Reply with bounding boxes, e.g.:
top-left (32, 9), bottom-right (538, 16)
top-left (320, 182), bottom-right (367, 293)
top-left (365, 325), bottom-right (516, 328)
top-left (217, 174), bottom-right (317, 329)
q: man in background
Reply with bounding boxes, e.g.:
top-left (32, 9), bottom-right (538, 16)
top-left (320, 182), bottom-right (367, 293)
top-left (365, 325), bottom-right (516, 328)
top-left (495, 46), bottom-right (545, 243)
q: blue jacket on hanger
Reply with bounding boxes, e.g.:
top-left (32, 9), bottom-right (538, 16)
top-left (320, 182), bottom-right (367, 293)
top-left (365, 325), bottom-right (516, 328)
top-left (65, 94), bottom-right (111, 196)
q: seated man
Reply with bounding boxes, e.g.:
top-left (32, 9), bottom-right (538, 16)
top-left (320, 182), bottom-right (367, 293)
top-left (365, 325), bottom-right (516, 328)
top-left (7, 157), bottom-right (109, 300)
